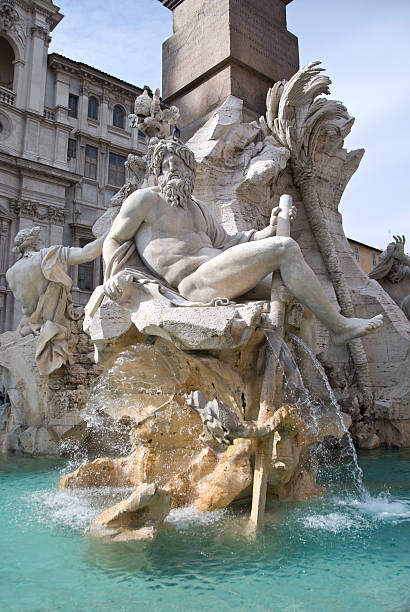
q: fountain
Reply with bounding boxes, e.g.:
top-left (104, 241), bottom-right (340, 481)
top-left (1, 62), bottom-right (409, 543)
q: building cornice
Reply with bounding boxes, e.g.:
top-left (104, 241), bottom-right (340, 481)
top-left (14, 0), bottom-right (63, 30)
top-left (346, 237), bottom-right (383, 253)
top-left (0, 103), bottom-right (73, 132)
top-left (48, 53), bottom-right (143, 98)
top-left (0, 151), bottom-right (82, 184)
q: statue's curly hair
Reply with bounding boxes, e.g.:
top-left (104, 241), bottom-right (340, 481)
top-left (12, 226), bottom-right (41, 254)
top-left (150, 139), bottom-right (197, 178)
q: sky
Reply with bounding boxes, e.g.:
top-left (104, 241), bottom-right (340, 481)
top-left (49, 0), bottom-right (410, 249)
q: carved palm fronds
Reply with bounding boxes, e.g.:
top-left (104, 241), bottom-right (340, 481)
top-left (267, 61), bottom-right (349, 174)
top-left (266, 62), bottom-right (372, 402)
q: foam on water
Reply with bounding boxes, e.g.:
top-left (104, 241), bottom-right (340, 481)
top-left (22, 483), bottom-right (228, 536)
top-left (23, 486), bottom-right (133, 534)
top-left (301, 512), bottom-right (366, 533)
top-left (165, 506), bottom-right (228, 529)
top-left (300, 491), bottom-right (410, 536)
top-left (342, 492), bottom-right (410, 521)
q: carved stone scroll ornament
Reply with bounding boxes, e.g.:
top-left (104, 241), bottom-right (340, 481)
top-left (0, 0), bottom-right (19, 32)
top-left (9, 199), bottom-right (65, 224)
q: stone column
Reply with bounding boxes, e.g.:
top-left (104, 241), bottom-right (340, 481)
top-left (70, 229), bottom-right (80, 290)
top-left (0, 217), bottom-right (11, 288)
top-left (0, 217), bottom-right (12, 331)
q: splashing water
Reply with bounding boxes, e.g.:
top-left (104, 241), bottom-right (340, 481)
top-left (60, 344), bottom-right (178, 461)
top-left (342, 491), bottom-right (410, 522)
top-left (288, 333), bottom-right (365, 492)
top-left (26, 486), bottom-right (134, 535)
top-left (165, 506), bottom-right (229, 530)
top-left (263, 329), bottom-right (365, 493)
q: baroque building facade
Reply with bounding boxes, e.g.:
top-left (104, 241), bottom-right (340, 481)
top-left (0, 0), bottom-right (145, 332)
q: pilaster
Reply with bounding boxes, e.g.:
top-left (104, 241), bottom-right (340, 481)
top-left (54, 71), bottom-right (69, 123)
top-left (26, 25), bottom-right (50, 114)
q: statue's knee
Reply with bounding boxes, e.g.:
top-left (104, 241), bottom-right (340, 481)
top-left (279, 237), bottom-right (301, 256)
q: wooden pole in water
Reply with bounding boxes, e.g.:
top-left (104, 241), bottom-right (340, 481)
top-left (249, 194), bottom-right (293, 529)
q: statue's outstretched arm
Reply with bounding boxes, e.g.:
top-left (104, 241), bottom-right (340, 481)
top-left (67, 232), bottom-right (107, 265)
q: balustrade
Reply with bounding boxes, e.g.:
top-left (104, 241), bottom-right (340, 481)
top-left (0, 86), bottom-right (15, 106)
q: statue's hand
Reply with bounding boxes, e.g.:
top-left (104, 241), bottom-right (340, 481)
top-left (103, 271), bottom-right (133, 301)
top-left (269, 205), bottom-right (281, 227)
top-left (393, 235), bottom-right (406, 261)
top-left (269, 205), bottom-right (297, 227)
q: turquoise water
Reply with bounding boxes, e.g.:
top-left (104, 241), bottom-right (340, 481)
top-left (1, 450), bottom-right (410, 612)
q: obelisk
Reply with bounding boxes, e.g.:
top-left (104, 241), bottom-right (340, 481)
top-left (158, 0), bottom-right (299, 135)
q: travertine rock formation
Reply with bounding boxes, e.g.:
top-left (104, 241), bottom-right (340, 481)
top-left (90, 483), bottom-right (171, 542)
top-left (61, 300), bottom-right (351, 506)
top-left (0, 309), bottom-right (103, 454)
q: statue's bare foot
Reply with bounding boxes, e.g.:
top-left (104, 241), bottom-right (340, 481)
top-left (331, 314), bottom-right (383, 346)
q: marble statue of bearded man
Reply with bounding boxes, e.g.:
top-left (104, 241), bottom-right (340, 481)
top-left (102, 138), bottom-right (383, 346)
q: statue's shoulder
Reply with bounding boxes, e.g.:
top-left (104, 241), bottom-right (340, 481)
top-left (6, 251), bottom-right (41, 287)
top-left (115, 187), bottom-right (162, 224)
top-left (122, 185), bottom-right (161, 210)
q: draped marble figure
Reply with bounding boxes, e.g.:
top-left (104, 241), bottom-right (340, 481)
top-left (6, 227), bottom-right (105, 375)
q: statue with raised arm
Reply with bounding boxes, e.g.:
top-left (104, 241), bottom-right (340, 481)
top-left (6, 227), bottom-right (106, 375)
top-left (370, 235), bottom-right (410, 320)
top-left (103, 138), bottom-right (383, 346)
top-left (370, 235), bottom-right (410, 283)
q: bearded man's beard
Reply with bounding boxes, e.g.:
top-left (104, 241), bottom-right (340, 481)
top-left (158, 172), bottom-right (194, 208)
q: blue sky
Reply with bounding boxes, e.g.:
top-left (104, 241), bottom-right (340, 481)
top-left (49, 0), bottom-right (410, 249)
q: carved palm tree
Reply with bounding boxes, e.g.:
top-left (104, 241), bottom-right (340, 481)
top-left (266, 61), bottom-right (371, 402)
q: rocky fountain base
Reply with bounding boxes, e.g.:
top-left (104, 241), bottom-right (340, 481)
top-left (57, 293), bottom-right (351, 541)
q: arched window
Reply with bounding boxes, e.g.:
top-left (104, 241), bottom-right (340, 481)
top-left (113, 105), bottom-right (125, 129)
top-left (88, 96), bottom-right (99, 120)
top-left (0, 37), bottom-right (15, 90)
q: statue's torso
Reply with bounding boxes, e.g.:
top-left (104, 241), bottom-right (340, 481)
top-left (6, 253), bottom-right (49, 315)
top-left (136, 196), bottom-right (221, 287)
